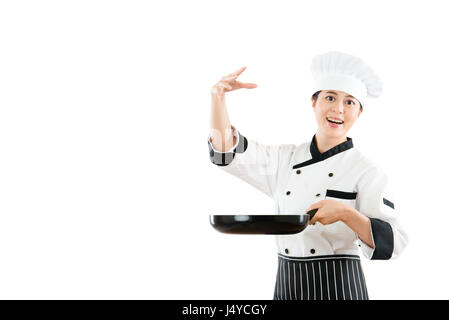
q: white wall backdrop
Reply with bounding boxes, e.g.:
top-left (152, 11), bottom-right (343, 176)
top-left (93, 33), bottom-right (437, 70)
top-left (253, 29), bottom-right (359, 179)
top-left (0, 0), bottom-right (447, 299)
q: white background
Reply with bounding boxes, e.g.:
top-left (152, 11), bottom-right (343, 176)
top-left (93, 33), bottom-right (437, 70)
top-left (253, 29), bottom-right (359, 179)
top-left (0, 0), bottom-right (447, 299)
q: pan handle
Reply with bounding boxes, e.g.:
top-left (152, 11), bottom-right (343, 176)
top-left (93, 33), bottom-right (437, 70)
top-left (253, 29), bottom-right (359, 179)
top-left (306, 208), bottom-right (319, 221)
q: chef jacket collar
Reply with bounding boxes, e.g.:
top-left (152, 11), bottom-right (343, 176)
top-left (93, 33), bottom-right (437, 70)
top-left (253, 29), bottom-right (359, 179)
top-left (292, 135), bottom-right (353, 169)
top-left (310, 134), bottom-right (353, 160)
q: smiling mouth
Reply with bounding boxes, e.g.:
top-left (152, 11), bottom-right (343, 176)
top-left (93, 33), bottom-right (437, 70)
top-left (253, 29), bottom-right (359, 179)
top-left (326, 117), bottom-right (344, 125)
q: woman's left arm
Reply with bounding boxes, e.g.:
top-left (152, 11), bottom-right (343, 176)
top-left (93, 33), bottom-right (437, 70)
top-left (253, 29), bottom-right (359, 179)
top-left (341, 205), bottom-right (374, 249)
top-left (308, 165), bottom-right (408, 260)
top-left (307, 200), bottom-right (374, 248)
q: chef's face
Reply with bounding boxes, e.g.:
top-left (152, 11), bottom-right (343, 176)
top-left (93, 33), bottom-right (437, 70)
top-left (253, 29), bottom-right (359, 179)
top-left (311, 90), bottom-right (362, 139)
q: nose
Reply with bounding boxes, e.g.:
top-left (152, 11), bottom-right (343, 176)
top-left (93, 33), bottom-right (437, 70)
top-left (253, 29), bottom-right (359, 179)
top-left (331, 99), bottom-right (345, 113)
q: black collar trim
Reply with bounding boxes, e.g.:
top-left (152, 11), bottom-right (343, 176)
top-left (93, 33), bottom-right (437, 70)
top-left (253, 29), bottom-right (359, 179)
top-left (292, 135), bottom-right (353, 169)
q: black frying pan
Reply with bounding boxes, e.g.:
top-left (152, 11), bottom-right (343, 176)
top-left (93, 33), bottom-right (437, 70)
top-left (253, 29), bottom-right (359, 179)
top-left (210, 209), bottom-right (318, 235)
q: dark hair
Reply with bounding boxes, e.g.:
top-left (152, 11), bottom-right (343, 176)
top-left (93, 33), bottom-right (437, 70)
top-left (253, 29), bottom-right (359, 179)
top-left (312, 90), bottom-right (363, 111)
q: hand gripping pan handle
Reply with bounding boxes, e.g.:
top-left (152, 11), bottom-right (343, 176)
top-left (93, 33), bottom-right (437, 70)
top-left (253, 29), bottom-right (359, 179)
top-left (306, 208), bottom-right (319, 221)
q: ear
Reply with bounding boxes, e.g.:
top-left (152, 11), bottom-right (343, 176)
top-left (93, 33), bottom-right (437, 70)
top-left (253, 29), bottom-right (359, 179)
top-left (311, 97), bottom-right (316, 108)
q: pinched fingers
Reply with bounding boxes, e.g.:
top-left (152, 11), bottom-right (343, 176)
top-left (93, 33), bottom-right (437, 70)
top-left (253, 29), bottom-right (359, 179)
top-left (211, 66), bottom-right (257, 94)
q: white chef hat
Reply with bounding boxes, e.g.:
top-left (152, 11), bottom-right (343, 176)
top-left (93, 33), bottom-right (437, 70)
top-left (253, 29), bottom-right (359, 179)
top-left (310, 51), bottom-right (383, 106)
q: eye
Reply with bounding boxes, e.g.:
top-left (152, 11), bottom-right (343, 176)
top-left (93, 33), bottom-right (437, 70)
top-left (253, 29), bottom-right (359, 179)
top-left (325, 95), bottom-right (335, 102)
top-left (346, 100), bottom-right (355, 105)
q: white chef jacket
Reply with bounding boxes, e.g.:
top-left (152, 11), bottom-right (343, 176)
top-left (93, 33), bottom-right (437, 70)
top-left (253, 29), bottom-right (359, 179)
top-left (208, 125), bottom-right (408, 260)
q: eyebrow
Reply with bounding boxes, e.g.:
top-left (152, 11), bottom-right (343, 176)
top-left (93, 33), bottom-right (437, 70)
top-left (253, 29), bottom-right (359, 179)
top-left (325, 91), bottom-right (355, 99)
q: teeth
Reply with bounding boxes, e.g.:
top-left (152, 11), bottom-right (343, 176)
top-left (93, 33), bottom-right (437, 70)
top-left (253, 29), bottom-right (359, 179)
top-left (327, 117), bottom-right (343, 124)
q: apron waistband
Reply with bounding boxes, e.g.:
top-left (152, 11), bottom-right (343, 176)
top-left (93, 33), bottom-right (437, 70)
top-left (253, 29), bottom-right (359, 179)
top-left (278, 253), bottom-right (360, 262)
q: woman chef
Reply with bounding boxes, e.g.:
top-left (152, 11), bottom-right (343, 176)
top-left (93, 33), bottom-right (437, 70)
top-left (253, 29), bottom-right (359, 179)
top-left (207, 51), bottom-right (408, 300)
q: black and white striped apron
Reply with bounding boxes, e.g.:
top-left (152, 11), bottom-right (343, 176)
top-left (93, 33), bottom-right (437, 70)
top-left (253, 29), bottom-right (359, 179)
top-left (273, 254), bottom-right (369, 300)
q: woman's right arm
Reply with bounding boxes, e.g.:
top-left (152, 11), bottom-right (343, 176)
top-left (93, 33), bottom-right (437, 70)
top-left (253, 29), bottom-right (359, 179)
top-left (209, 66), bottom-right (257, 152)
top-left (207, 67), bottom-right (296, 199)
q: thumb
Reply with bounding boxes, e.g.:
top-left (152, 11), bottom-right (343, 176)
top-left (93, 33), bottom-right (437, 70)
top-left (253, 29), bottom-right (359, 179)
top-left (236, 82), bottom-right (258, 89)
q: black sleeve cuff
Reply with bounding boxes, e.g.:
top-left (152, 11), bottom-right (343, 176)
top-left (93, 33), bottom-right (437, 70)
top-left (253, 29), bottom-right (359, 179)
top-left (207, 131), bottom-right (248, 166)
top-left (370, 218), bottom-right (394, 260)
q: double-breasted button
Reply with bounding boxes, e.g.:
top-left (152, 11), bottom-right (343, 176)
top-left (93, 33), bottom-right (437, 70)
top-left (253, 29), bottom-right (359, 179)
top-left (310, 249), bottom-right (316, 254)
top-left (328, 172), bottom-right (334, 177)
top-left (296, 170), bottom-right (301, 175)
top-left (315, 193), bottom-right (320, 197)
top-left (285, 248), bottom-right (289, 254)
top-left (286, 191), bottom-right (291, 196)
